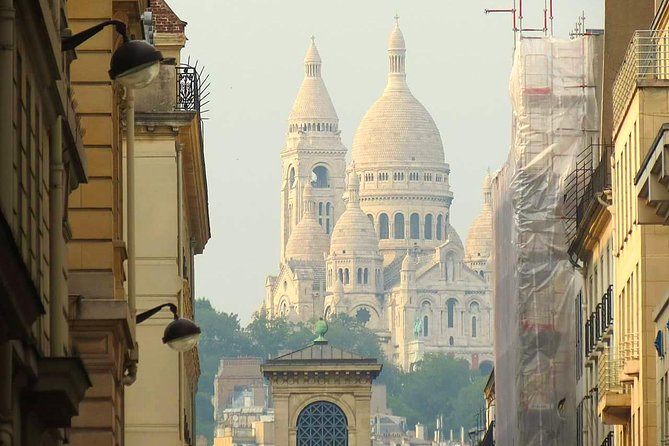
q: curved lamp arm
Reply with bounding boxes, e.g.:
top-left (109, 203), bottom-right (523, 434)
top-left (62, 20), bottom-right (129, 51)
top-left (136, 303), bottom-right (178, 324)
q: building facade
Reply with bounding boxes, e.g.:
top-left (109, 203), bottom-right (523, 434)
top-left (264, 21), bottom-right (494, 372)
top-left (0, 0), bottom-right (91, 444)
top-left (124, 1), bottom-right (209, 445)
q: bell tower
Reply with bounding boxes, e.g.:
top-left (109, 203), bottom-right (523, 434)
top-left (280, 37), bottom-right (347, 262)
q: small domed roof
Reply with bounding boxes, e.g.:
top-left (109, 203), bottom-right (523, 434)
top-left (482, 173), bottom-right (491, 190)
top-left (388, 22), bottom-right (405, 50)
top-left (351, 21), bottom-right (444, 166)
top-left (285, 184), bottom-right (330, 262)
top-left (465, 178), bottom-right (492, 262)
top-left (401, 253), bottom-right (415, 271)
top-left (289, 37), bottom-right (338, 124)
top-left (330, 168), bottom-right (380, 255)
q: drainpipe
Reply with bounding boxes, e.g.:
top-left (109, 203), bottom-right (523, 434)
top-left (123, 88), bottom-right (138, 387)
top-left (0, 0), bottom-right (15, 220)
top-left (126, 87), bottom-right (136, 317)
top-left (50, 116), bottom-right (67, 356)
top-left (176, 142), bottom-right (183, 280)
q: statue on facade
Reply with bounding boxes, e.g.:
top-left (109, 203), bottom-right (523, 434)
top-left (413, 317), bottom-right (423, 339)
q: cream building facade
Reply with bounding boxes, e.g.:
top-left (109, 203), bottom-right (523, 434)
top-left (125, 1), bottom-right (209, 445)
top-left (264, 21), bottom-right (494, 371)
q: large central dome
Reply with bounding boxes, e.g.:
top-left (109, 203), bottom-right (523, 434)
top-left (352, 21), bottom-right (444, 166)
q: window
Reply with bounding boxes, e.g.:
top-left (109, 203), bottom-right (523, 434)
top-left (356, 307), bottom-right (371, 325)
top-left (379, 213), bottom-right (389, 239)
top-left (318, 202), bottom-right (324, 226)
top-left (357, 268), bottom-right (362, 284)
top-left (365, 172), bottom-right (374, 181)
top-left (424, 172), bottom-right (432, 181)
top-left (436, 215), bottom-right (443, 240)
top-left (379, 172), bottom-right (389, 181)
top-left (436, 174), bottom-right (443, 182)
top-left (409, 172), bottom-right (419, 181)
top-left (311, 166), bottom-right (329, 188)
top-left (393, 171), bottom-right (405, 181)
top-left (423, 315), bottom-right (429, 337)
top-left (289, 167), bottom-right (296, 188)
top-left (344, 268), bottom-right (349, 285)
top-left (424, 214), bottom-right (433, 240)
top-left (410, 213), bottom-right (420, 239)
top-left (363, 268), bottom-right (369, 284)
top-left (447, 299), bottom-right (457, 328)
top-left (338, 268), bottom-right (343, 283)
top-left (394, 214), bottom-right (405, 239)
top-left (472, 316), bottom-right (477, 338)
top-left (325, 203), bottom-right (332, 234)
top-left (297, 401), bottom-right (348, 446)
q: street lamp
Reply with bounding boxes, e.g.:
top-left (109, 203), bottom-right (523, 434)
top-left (136, 303), bottom-right (201, 352)
top-left (62, 20), bottom-right (162, 87)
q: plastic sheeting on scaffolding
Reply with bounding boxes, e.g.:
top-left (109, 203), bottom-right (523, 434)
top-left (492, 35), bottom-right (600, 445)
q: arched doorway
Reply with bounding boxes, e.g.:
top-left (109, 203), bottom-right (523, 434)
top-left (297, 401), bottom-right (348, 445)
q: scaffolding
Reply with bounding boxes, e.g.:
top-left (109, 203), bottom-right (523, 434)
top-left (492, 35), bottom-right (600, 445)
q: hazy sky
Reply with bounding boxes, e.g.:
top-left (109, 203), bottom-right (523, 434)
top-left (167, 0), bottom-right (603, 323)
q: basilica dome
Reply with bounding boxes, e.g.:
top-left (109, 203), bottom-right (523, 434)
top-left (285, 184), bottom-right (330, 262)
top-left (330, 170), bottom-right (379, 255)
top-left (464, 174), bottom-right (493, 262)
top-left (351, 22), bottom-right (444, 166)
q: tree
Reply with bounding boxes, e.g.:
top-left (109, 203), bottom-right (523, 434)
top-left (194, 298), bottom-right (251, 444)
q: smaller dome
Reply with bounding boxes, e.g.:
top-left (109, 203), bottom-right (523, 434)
top-left (401, 253), bottom-right (415, 271)
top-left (285, 185), bottom-right (330, 262)
top-left (388, 24), bottom-right (406, 50)
top-left (330, 168), bottom-right (379, 255)
top-left (482, 174), bottom-right (491, 190)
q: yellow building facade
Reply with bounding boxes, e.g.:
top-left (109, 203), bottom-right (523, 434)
top-left (598, 1), bottom-right (669, 445)
top-left (0, 0), bottom-right (91, 444)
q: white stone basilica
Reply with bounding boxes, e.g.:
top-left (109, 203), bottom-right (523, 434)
top-left (263, 21), bottom-right (494, 371)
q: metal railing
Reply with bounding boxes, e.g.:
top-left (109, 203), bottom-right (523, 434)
top-left (176, 65), bottom-right (201, 112)
top-left (564, 143), bottom-right (613, 255)
top-left (598, 346), bottom-right (622, 396)
top-left (584, 285), bottom-right (614, 357)
top-left (613, 30), bottom-right (669, 129)
top-left (601, 431), bottom-right (614, 446)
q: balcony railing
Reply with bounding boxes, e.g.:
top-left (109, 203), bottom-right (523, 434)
top-left (621, 332), bottom-right (639, 362)
top-left (176, 64), bottom-right (206, 113)
top-left (584, 285), bottom-right (614, 357)
top-left (564, 143), bottom-right (613, 259)
top-left (613, 30), bottom-right (669, 129)
top-left (601, 431), bottom-right (614, 446)
top-left (598, 346), bottom-right (622, 396)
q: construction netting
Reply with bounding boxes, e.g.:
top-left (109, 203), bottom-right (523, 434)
top-left (492, 35), bottom-right (600, 445)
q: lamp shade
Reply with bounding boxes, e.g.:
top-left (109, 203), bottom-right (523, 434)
top-left (109, 40), bottom-right (163, 88)
top-left (162, 317), bottom-right (201, 352)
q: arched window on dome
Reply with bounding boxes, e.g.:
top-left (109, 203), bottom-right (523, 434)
top-left (325, 202), bottom-right (332, 234)
top-left (379, 214), bottom-right (389, 239)
top-left (410, 213), bottom-right (420, 239)
top-left (357, 268), bottom-right (362, 284)
top-left (436, 215), bottom-right (443, 240)
top-left (344, 268), bottom-right (350, 285)
top-left (424, 214), bottom-right (433, 240)
top-left (423, 315), bottom-right (429, 337)
top-left (364, 268), bottom-right (369, 284)
top-left (447, 298), bottom-right (457, 328)
top-left (311, 166), bottom-right (329, 188)
top-left (394, 214), bottom-right (405, 239)
top-left (472, 316), bottom-right (477, 338)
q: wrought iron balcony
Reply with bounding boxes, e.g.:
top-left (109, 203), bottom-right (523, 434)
top-left (584, 285), bottom-right (614, 358)
top-left (564, 143), bottom-right (613, 261)
top-left (601, 431), bottom-right (614, 446)
top-left (613, 30), bottom-right (669, 130)
top-left (176, 63), bottom-right (210, 115)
